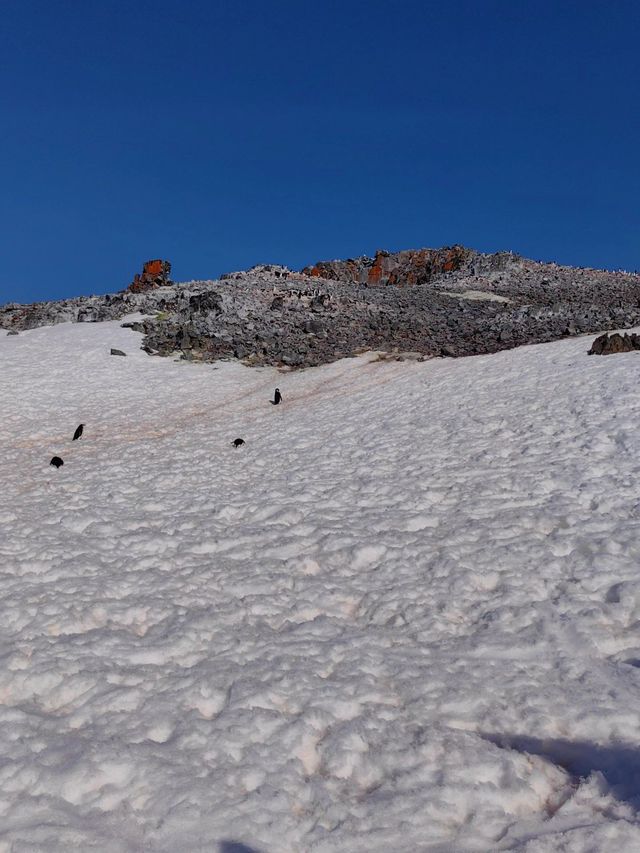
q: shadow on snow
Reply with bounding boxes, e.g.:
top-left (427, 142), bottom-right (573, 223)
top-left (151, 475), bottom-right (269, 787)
top-left (481, 732), bottom-right (640, 810)
top-left (219, 842), bottom-right (264, 853)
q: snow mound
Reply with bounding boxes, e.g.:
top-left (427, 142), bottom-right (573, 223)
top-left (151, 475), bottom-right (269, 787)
top-left (2, 320), bottom-right (640, 851)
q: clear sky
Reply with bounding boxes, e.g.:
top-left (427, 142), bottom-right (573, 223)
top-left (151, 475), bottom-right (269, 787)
top-left (2, 0), bottom-right (638, 304)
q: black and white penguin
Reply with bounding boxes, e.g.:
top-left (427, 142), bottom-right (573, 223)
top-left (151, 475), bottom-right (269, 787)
top-left (72, 424), bottom-right (84, 441)
top-left (270, 388), bottom-right (282, 405)
top-left (232, 438), bottom-right (245, 448)
top-left (50, 456), bottom-right (64, 468)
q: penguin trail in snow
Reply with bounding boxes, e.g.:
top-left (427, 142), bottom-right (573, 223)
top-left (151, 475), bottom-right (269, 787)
top-left (50, 456), bottom-right (64, 468)
top-left (72, 424), bottom-right (84, 441)
top-left (270, 388), bottom-right (282, 405)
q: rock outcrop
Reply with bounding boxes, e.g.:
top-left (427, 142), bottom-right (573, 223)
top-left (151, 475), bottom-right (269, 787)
top-left (301, 246), bottom-right (513, 286)
top-left (3, 247), bottom-right (640, 369)
top-left (589, 332), bottom-right (640, 355)
top-left (128, 260), bottom-right (172, 293)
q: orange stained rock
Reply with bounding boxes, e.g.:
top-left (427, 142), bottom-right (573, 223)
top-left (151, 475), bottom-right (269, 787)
top-left (143, 260), bottom-right (165, 277)
top-left (368, 253), bottom-right (385, 284)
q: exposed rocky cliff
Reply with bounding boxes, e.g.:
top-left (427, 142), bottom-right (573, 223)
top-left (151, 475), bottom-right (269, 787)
top-left (301, 245), bottom-right (503, 285)
top-left (3, 249), bottom-right (640, 367)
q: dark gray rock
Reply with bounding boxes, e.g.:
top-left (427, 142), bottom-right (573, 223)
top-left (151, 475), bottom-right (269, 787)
top-left (178, 326), bottom-right (192, 350)
top-left (303, 319), bottom-right (325, 335)
top-left (189, 291), bottom-right (222, 314)
top-left (233, 344), bottom-right (249, 359)
top-left (110, 348), bottom-right (127, 356)
top-left (282, 352), bottom-right (305, 366)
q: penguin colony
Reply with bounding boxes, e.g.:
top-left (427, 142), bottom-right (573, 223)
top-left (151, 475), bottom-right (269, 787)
top-left (49, 391), bottom-right (282, 469)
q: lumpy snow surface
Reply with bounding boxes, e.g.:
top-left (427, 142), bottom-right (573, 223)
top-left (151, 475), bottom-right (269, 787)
top-left (2, 320), bottom-right (640, 852)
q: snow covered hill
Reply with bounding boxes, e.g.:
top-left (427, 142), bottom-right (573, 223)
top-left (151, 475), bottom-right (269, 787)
top-left (2, 320), bottom-right (640, 852)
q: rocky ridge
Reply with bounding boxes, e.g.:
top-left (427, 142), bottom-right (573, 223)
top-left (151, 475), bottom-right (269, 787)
top-left (2, 247), bottom-right (640, 367)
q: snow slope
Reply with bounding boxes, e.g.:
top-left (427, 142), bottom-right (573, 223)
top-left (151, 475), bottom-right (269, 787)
top-left (2, 320), bottom-right (640, 852)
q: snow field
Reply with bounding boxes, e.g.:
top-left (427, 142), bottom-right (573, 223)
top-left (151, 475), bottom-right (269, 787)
top-left (2, 320), bottom-right (640, 851)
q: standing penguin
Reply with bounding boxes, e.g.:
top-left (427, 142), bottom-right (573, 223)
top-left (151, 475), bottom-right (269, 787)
top-left (72, 424), bottom-right (84, 441)
top-left (270, 388), bottom-right (282, 406)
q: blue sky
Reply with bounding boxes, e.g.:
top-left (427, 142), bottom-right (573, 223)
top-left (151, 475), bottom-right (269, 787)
top-left (1, 0), bottom-right (638, 304)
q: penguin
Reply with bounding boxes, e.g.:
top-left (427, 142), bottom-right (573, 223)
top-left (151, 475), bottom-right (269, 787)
top-left (50, 456), bottom-right (64, 468)
top-left (270, 388), bottom-right (282, 405)
top-left (232, 438), bottom-right (245, 448)
top-left (72, 424), bottom-right (84, 441)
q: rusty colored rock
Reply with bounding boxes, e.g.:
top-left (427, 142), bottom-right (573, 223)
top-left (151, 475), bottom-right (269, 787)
top-left (588, 332), bottom-right (640, 355)
top-left (128, 260), bottom-right (172, 293)
top-left (368, 251), bottom-right (386, 284)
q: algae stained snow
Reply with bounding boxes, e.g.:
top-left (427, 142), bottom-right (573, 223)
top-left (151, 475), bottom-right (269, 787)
top-left (2, 320), bottom-right (640, 852)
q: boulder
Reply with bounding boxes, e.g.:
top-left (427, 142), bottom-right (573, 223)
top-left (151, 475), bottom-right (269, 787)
top-left (589, 332), bottom-right (640, 355)
top-left (303, 319), bottom-right (325, 335)
top-left (282, 352), bottom-right (304, 366)
top-left (189, 291), bottom-right (222, 314)
top-left (110, 348), bottom-right (127, 356)
top-left (77, 309), bottom-right (98, 322)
